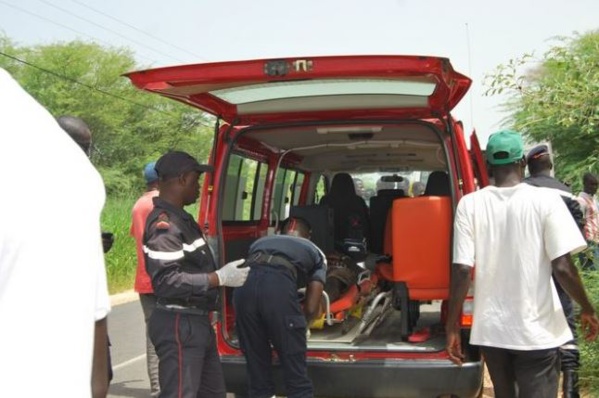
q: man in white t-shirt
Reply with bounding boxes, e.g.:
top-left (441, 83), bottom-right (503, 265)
top-left (0, 68), bottom-right (111, 397)
top-left (445, 130), bottom-right (599, 397)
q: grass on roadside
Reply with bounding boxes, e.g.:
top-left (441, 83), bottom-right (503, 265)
top-left (102, 195), bottom-right (137, 294)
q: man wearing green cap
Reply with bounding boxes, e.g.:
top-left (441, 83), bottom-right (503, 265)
top-left (445, 130), bottom-right (599, 397)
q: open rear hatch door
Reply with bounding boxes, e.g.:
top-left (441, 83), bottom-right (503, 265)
top-left (470, 130), bottom-right (490, 187)
top-left (126, 55), bottom-right (471, 125)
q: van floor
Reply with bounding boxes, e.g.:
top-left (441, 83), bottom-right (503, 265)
top-left (307, 301), bottom-right (446, 352)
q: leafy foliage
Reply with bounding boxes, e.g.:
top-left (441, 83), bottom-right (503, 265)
top-left (0, 36), bottom-right (214, 195)
top-left (485, 30), bottom-right (599, 189)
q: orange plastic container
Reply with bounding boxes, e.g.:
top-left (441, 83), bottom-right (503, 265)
top-left (390, 196), bottom-right (452, 300)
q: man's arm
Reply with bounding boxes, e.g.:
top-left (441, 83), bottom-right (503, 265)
top-left (552, 254), bottom-right (599, 341)
top-left (91, 317), bottom-right (109, 398)
top-left (445, 263), bottom-right (471, 365)
top-left (304, 280), bottom-right (325, 322)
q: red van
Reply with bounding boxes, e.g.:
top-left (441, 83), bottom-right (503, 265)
top-left (127, 55), bottom-right (488, 398)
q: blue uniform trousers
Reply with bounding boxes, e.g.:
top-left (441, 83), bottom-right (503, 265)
top-left (233, 265), bottom-right (312, 398)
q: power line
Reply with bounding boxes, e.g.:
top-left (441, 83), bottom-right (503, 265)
top-left (34, 0), bottom-right (186, 63)
top-left (0, 50), bottom-right (177, 116)
top-left (0, 0), bottom-right (159, 65)
top-left (69, 0), bottom-right (208, 61)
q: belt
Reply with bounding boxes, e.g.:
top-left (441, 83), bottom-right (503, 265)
top-left (250, 252), bottom-right (297, 279)
top-left (156, 299), bottom-right (210, 315)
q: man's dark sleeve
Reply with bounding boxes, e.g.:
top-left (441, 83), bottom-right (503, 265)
top-left (144, 223), bottom-right (211, 299)
top-left (563, 196), bottom-right (585, 232)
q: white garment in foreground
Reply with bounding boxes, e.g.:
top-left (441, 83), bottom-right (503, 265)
top-left (453, 183), bottom-right (586, 350)
top-left (0, 68), bottom-right (111, 397)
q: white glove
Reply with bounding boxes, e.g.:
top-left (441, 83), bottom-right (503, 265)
top-left (215, 259), bottom-right (249, 287)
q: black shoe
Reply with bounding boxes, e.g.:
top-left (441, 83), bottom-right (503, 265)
top-left (562, 370), bottom-right (580, 398)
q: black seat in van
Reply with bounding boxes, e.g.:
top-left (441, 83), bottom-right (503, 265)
top-left (320, 173), bottom-right (371, 255)
top-left (289, 204), bottom-right (335, 254)
top-left (424, 171), bottom-right (450, 196)
top-left (369, 189), bottom-right (406, 254)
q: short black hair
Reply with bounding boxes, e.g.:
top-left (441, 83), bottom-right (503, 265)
top-left (583, 172), bottom-right (598, 184)
top-left (57, 115), bottom-right (92, 153)
top-left (280, 216), bottom-right (311, 236)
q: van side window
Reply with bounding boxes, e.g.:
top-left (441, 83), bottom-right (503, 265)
top-left (313, 175), bottom-right (327, 204)
top-left (222, 154), bottom-right (267, 221)
top-left (271, 168), bottom-right (303, 220)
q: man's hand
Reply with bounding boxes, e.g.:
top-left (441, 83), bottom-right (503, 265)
top-left (580, 310), bottom-right (599, 341)
top-left (446, 325), bottom-right (464, 366)
top-left (101, 232), bottom-right (114, 254)
top-left (215, 259), bottom-right (249, 287)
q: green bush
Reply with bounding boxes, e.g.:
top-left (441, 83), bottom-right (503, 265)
top-left (102, 195), bottom-right (137, 294)
top-left (579, 270), bottom-right (599, 394)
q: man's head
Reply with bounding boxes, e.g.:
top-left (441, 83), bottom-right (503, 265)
top-left (583, 172), bottom-right (599, 196)
top-left (280, 217), bottom-right (311, 239)
top-left (526, 144), bottom-right (552, 176)
top-left (57, 115), bottom-right (92, 156)
top-left (143, 161), bottom-right (159, 189)
top-left (155, 151), bottom-right (213, 207)
top-left (486, 130), bottom-right (526, 182)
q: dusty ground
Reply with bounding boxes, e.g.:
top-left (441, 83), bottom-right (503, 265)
top-left (482, 365), bottom-right (494, 397)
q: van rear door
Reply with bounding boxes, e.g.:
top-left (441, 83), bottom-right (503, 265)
top-left (470, 130), bottom-right (490, 188)
top-left (126, 55), bottom-right (471, 125)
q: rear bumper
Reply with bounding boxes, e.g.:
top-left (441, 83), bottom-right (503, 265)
top-left (222, 356), bottom-right (483, 398)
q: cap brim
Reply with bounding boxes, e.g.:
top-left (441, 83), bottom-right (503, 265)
top-left (193, 164), bottom-right (213, 174)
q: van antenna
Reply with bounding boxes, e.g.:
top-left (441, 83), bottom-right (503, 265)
top-left (465, 22), bottom-right (474, 130)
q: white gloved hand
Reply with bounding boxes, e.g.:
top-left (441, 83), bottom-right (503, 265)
top-left (215, 259), bottom-right (249, 287)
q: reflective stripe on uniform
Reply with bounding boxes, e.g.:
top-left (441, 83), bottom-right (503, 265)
top-left (143, 238), bottom-right (206, 261)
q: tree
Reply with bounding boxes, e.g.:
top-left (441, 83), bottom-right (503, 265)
top-left (0, 36), bottom-right (214, 194)
top-left (485, 30), bottom-right (599, 187)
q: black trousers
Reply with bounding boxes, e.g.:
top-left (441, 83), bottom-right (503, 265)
top-left (481, 346), bottom-right (560, 398)
top-left (555, 278), bottom-right (580, 371)
top-left (233, 265), bottom-right (313, 398)
top-left (149, 308), bottom-right (225, 398)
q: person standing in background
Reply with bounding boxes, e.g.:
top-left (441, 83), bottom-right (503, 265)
top-left (524, 144), bottom-right (585, 397)
top-left (577, 172), bottom-right (599, 270)
top-left (57, 114), bottom-right (113, 396)
top-left (130, 161), bottom-right (160, 397)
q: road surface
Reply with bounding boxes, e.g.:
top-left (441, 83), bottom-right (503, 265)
top-left (107, 295), bottom-right (152, 398)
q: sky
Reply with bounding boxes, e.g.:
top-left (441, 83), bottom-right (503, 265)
top-left (1, 0), bottom-right (598, 145)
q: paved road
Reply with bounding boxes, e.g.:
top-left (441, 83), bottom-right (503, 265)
top-left (107, 298), bottom-right (153, 398)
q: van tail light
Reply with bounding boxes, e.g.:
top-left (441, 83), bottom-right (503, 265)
top-left (461, 298), bottom-right (473, 327)
top-left (460, 283), bottom-right (474, 327)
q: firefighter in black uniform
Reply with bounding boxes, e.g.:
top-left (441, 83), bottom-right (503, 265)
top-left (233, 217), bottom-right (326, 398)
top-left (524, 144), bottom-right (583, 398)
top-left (144, 151), bottom-right (250, 398)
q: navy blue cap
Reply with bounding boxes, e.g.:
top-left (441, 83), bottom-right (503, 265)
top-left (143, 161), bottom-right (158, 184)
top-left (526, 144), bottom-right (550, 163)
top-left (155, 151), bottom-right (213, 180)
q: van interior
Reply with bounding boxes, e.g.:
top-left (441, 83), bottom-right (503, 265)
top-left (218, 119), bottom-right (460, 355)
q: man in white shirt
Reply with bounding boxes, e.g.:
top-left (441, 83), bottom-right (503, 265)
top-left (0, 68), bottom-right (111, 397)
top-left (577, 172), bottom-right (599, 270)
top-left (446, 130), bottom-right (599, 397)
